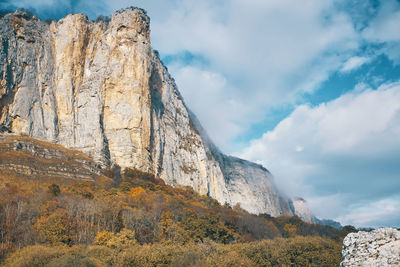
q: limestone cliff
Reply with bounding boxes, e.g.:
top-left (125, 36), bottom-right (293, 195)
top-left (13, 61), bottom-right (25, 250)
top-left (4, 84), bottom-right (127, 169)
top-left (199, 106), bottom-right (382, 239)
top-left (292, 197), bottom-right (342, 227)
top-left (292, 197), bottom-right (314, 223)
top-left (0, 8), bottom-right (293, 216)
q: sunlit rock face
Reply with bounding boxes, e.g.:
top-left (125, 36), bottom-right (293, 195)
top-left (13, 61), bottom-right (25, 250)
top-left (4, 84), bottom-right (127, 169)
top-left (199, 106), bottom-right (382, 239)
top-left (0, 8), bottom-right (293, 217)
top-left (292, 197), bottom-right (314, 223)
top-left (341, 228), bottom-right (400, 267)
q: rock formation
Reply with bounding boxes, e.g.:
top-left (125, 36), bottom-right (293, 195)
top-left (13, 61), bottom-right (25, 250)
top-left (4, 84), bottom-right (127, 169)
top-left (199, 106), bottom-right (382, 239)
top-left (341, 228), bottom-right (400, 267)
top-left (0, 135), bottom-right (107, 183)
top-left (292, 197), bottom-right (343, 228)
top-left (0, 8), bottom-right (293, 216)
top-left (292, 197), bottom-right (314, 223)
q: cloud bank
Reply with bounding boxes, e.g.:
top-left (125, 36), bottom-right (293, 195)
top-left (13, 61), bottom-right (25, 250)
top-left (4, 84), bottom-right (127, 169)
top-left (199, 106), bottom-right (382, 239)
top-left (240, 82), bottom-right (400, 227)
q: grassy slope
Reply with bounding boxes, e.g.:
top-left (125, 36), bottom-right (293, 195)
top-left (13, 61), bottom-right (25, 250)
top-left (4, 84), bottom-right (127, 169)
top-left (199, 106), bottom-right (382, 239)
top-left (0, 135), bottom-right (354, 266)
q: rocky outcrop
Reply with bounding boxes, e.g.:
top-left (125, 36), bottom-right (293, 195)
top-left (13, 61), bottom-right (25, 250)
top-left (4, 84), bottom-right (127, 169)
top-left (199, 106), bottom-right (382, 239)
top-left (0, 135), bottom-right (107, 183)
top-left (341, 228), bottom-right (400, 267)
top-left (0, 8), bottom-right (293, 216)
top-left (292, 197), bottom-right (343, 227)
top-left (292, 197), bottom-right (314, 223)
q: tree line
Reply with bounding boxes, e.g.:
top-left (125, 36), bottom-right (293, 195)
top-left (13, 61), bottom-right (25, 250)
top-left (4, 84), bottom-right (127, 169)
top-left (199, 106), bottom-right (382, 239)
top-left (0, 167), bottom-right (356, 265)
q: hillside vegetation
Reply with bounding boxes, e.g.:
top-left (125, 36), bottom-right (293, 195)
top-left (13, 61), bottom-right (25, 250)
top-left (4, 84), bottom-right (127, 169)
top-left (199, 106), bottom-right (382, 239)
top-left (0, 136), bottom-right (355, 266)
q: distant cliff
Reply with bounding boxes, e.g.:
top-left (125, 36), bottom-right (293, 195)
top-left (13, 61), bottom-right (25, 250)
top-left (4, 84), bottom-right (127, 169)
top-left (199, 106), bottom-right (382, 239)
top-left (292, 197), bottom-right (314, 223)
top-left (0, 8), bottom-right (293, 216)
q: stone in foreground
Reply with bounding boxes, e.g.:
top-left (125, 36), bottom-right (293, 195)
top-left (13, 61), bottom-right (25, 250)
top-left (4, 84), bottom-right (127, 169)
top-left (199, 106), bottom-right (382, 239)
top-left (341, 228), bottom-right (400, 267)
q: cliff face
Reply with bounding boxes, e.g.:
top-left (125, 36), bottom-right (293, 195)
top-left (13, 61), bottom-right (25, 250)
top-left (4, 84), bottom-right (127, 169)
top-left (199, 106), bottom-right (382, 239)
top-left (292, 197), bottom-right (314, 223)
top-left (0, 8), bottom-right (293, 216)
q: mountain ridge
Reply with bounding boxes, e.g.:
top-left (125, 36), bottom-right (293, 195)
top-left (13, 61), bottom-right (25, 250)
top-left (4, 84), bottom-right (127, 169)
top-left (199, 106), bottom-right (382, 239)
top-left (0, 7), bottom-right (293, 217)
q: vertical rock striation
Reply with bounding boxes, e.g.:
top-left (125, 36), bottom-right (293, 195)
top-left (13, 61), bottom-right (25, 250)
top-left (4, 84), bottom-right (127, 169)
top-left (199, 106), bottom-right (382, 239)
top-left (0, 8), bottom-right (293, 216)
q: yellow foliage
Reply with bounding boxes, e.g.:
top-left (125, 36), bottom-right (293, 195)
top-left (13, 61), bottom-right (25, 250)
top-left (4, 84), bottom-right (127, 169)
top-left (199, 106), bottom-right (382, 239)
top-left (4, 236), bottom-right (342, 266)
top-left (0, 163), bottom-right (348, 263)
top-left (158, 212), bottom-right (187, 243)
top-left (94, 231), bottom-right (114, 246)
top-left (283, 223), bottom-right (298, 238)
top-left (98, 229), bottom-right (137, 250)
top-left (33, 209), bottom-right (74, 245)
top-left (3, 245), bottom-right (67, 267)
top-left (130, 186), bottom-right (146, 198)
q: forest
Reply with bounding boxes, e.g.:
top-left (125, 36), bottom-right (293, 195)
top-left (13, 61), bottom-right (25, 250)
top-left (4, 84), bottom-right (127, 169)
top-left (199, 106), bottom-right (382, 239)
top-left (0, 166), bottom-right (356, 266)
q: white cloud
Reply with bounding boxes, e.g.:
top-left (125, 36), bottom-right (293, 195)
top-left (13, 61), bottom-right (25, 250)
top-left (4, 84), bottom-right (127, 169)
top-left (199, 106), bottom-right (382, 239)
top-left (307, 194), bottom-right (349, 220)
top-left (340, 56), bottom-right (371, 72)
top-left (362, 0), bottom-right (400, 42)
top-left (337, 196), bottom-right (400, 228)
top-left (240, 82), bottom-right (400, 227)
top-left (362, 0), bottom-right (400, 64)
top-left (170, 65), bottom-right (250, 148)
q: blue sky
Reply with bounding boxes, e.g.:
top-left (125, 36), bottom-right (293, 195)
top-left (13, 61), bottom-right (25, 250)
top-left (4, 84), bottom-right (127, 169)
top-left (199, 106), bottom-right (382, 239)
top-left (2, 0), bottom-right (400, 228)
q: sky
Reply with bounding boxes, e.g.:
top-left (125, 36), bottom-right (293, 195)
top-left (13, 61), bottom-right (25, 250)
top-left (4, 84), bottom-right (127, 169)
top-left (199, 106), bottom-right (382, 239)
top-left (1, 0), bottom-right (400, 228)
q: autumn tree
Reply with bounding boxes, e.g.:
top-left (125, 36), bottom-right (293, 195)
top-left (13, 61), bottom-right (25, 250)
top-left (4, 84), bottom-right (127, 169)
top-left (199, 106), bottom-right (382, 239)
top-left (34, 208), bottom-right (74, 245)
top-left (47, 184), bottom-right (61, 196)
